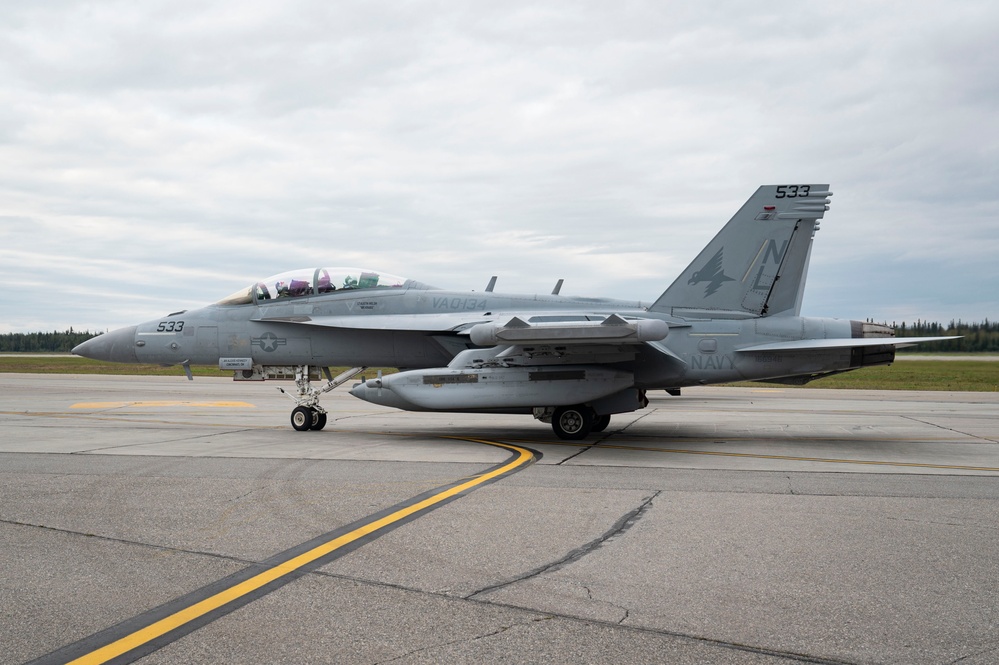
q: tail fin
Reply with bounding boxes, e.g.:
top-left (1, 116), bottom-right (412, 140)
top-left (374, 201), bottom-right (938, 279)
top-left (649, 184), bottom-right (832, 318)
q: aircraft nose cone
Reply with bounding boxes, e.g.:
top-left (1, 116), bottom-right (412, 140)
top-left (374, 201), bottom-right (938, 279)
top-left (72, 326), bottom-right (138, 363)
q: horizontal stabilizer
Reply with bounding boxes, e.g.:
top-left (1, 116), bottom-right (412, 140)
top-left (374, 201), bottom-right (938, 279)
top-left (736, 336), bottom-right (960, 353)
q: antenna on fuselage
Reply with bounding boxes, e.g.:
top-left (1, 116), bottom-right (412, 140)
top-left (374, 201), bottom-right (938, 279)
top-left (551, 279), bottom-right (564, 295)
top-left (485, 276), bottom-right (497, 292)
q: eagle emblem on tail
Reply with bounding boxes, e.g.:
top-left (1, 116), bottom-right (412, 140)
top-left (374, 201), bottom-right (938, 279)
top-left (688, 248), bottom-right (734, 297)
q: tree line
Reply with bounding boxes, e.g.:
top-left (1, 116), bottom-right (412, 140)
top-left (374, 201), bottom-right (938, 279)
top-left (889, 319), bottom-right (998, 353)
top-left (0, 329), bottom-right (100, 353)
top-left (2, 321), bottom-right (997, 353)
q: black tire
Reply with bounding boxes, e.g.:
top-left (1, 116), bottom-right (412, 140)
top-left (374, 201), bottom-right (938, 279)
top-left (291, 406), bottom-right (313, 431)
top-left (312, 411), bottom-right (327, 431)
top-left (552, 405), bottom-right (593, 440)
top-left (591, 413), bottom-right (611, 433)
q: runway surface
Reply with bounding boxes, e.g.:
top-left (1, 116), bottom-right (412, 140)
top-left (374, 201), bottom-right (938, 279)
top-left (1, 374), bottom-right (997, 664)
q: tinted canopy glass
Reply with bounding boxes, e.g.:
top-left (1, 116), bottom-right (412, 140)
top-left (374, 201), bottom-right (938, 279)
top-left (216, 267), bottom-right (412, 305)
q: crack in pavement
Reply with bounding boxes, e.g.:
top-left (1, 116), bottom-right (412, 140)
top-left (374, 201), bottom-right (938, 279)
top-left (0, 517), bottom-right (262, 567)
top-left (946, 643), bottom-right (999, 664)
top-left (5, 518), bottom-right (861, 665)
top-left (556, 408), bottom-right (664, 465)
top-left (900, 414), bottom-right (999, 444)
top-left (307, 566), bottom-right (858, 665)
top-left (466, 490), bottom-right (662, 600)
top-left (372, 616), bottom-right (554, 664)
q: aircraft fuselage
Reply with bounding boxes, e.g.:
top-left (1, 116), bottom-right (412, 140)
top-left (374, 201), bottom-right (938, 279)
top-left (74, 185), bottom-right (955, 438)
top-left (92, 287), bottom-right (881, 390)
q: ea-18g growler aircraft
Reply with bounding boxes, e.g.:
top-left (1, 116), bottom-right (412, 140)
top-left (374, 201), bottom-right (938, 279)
top-left (73, 185), bottom-right (954, 439)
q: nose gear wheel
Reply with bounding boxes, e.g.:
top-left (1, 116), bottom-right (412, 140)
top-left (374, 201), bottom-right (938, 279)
top-left (291, 406), bottom-right (313, 431)
top-left (279, 365), bottom-right (366, 431)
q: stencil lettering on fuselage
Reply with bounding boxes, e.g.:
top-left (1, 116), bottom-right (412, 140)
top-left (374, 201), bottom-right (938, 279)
top-left (433, 297), bottom-right (488, 310)
top-left (690, 354), bottom-right (735, 370)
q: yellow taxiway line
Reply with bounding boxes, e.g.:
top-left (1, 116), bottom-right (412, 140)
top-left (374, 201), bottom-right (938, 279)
top-left (70, 401), bottom-right (255, 409)
top-left (58, 438), bottom-right (535, 665)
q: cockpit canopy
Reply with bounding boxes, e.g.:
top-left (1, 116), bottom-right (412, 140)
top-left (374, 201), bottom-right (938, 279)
top-left (216, 267), bottom-right (432, 306)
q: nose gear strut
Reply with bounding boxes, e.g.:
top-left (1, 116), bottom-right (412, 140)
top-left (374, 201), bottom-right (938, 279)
top-left (279, 365), bottom-right (367, 431)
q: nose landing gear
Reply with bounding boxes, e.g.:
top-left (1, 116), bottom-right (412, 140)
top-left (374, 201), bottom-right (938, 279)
top-left (290, 406), bottom-right (329, 431)
top-left (280, 366), bottom-right (366, 431)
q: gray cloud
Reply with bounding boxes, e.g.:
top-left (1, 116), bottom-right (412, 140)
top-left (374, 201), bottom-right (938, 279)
top-left (2, 1), bottom-right (997, 332)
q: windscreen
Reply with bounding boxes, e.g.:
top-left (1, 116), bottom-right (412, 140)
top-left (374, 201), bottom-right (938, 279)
top-left (216, 267), bottom-right (411, 305)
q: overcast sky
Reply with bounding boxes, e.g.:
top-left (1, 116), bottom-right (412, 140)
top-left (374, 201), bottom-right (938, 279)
top-left (2, 1), bottom-right (997, 333)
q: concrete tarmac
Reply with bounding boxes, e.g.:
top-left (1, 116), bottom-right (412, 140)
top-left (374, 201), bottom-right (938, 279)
top-left (1, 374), bottom-right (997, 664)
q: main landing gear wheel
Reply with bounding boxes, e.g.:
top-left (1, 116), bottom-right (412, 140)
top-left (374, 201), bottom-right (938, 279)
top-left (291, 406), bottom-right (313, 431)
top-left (311, 410), bottom-right (327, 431)
top-left (552, 405), bottom-right (594, 440)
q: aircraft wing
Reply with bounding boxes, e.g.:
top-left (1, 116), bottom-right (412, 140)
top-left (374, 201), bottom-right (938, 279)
top-left (255, 313), bottom-right (675, 343)
top-left (254, 313), bottom-right (495, 332)
top-left (736, 336), bottom-right (960, 353)
top-left (258, 312), bottom-right (679, 368)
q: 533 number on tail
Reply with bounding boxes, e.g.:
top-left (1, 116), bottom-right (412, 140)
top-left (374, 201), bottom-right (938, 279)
top-left (775, 185), bottom-right (811, 198)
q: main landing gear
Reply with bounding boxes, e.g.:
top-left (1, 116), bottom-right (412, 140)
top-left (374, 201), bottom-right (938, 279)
top-left (280, 365), bottom-right (366, 431)
top-left (546, 405), bottom-right (612, 440)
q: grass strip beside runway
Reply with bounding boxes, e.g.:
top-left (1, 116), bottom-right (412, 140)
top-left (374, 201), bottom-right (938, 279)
top-left (2, 356), bottom-right (997, 390)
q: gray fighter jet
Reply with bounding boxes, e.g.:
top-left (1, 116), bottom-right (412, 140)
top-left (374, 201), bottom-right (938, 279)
top-left (73, 185), bottom-right (955, 438)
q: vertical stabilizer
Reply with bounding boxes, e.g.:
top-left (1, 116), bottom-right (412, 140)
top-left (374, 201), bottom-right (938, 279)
top-left (650, 185), bottom-right (831, 318)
